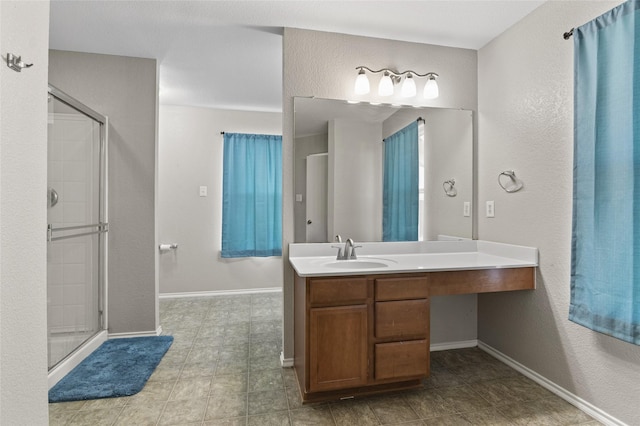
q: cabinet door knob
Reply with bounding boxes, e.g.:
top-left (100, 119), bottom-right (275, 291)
top-left (307, 219), bottom-right (312, 225)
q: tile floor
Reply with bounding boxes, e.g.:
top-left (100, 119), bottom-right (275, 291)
top-left (49, 292), bottom-right (601, 425)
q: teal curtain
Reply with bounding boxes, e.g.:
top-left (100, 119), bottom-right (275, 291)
top-left (571, 0), bottom-right (640, 345)
top-left (383, 121), bottom-right (419, 241)
top-left (221, 133), bottom-right (282, 258)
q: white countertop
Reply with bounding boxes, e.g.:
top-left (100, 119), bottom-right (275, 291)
top-left (289, 240), bottom-right (538, 277)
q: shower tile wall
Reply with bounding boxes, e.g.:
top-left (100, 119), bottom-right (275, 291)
top-left (47, 114), bottom-right (98, 361)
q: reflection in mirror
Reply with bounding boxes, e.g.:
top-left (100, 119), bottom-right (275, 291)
top-left (294, 97), bottom-right (473, 243)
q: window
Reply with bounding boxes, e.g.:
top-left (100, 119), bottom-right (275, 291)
top-left (221, 133), bottom-right (282, 258)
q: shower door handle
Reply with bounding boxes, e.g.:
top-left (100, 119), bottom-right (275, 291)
top-left (48, 187), bottom-right (59, 208)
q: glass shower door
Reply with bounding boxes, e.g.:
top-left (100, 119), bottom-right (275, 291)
top-left (47, 86), bottom-right (108, 370)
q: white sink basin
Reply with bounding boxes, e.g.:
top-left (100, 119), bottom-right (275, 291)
top-left (324, 260), bottom-right (389, 269)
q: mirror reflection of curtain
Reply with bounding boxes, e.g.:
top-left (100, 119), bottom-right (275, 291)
top-left (383, 121), bottom-right (419, 241)
top-left (570, 0), bottom-right (640, 345)
top-left (221, 132), bottom-right (282, 257)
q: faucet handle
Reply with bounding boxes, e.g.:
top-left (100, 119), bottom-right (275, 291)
top-left (331, 245), bottom-right (344, 260)
top-left (351, 245), bottom-right (363, 259)
top-left (335, 235), bottom-right (342, 243)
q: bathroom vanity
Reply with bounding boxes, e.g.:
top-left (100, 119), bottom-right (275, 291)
top-left (289, 240), bottom-right (537, 403)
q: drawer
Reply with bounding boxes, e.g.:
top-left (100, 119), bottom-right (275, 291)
top-left (375, 276), bottom-right (428, 301)
top-left (309, 277), bottom-right (368, 306)
top-left (375, 340), bottom-right (429, 380)
top-left (375, 299), bottom-right (429, 339)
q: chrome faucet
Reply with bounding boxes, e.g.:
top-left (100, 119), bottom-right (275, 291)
top-left (332, 238), bottom-right (361, 260)
top-left (344, 238), bottom-right (356, 260)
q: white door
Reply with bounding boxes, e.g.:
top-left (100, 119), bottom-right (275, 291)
top-left (306, 153), bottom-right (328, 242)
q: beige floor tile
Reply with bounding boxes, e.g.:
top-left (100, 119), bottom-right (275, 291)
top-left (248, 389), bottom-right (289, 415)
top-left (436, 385), bottom-right (493, 413)
top-left (66, 407), bottom-right (124, 426)
top-left (248, 410), bottom-right (291, 425)
top-left (367, 395), bottom-right (419, 425)
top-left (422, 414), bottom-right (472, 425)
top-left (114, 400), bottom-right (165, 425)
top-left (289, 406), bottom-right (335, 426)
top-left (170, 376), bottom-right (213, 400)
top-left (203, 416), bottom-right (247, 425)
top-left (211, 372), bottom-right (249, 393)
top-left (248, 368), bottom-right (284, 392)
top-left (205, 392), bottom-right (248, 420)
top-left (330, 400), bottom-right (379, 426)
top-left (404, 389), bottom-right (456, 419)
top-left (159, 398), bottom-right (208, 425)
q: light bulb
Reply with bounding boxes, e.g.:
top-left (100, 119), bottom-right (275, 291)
top-left (401, 74), bottom-right (417, 97)
top-left (354, 69), bottom-right (370, 95)
top-left (423, 75), bottom-right (439, 99)
top-left (378, 72), bottom-right (394, 97)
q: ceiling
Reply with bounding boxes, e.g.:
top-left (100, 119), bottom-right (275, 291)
top-left (49, 0), bottom-right (545, 112)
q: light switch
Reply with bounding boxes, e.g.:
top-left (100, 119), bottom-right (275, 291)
top-left (463, 202), bottom-right (471, 217)
top-left (295, 193), bottom-right (303, 202)
top-left (199, 186), bottom-right (207, 197)
top-left (486, 200), bottom-right (495, 218)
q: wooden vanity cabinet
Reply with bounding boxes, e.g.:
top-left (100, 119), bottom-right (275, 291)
top-left (293, 267), bottom-right (535, 403)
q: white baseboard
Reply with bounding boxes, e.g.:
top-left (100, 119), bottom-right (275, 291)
top-left (160, 287), bottom-right (282, 299)
top-left (48, 330), bottom-right (108, 389)
top-left (430, 339), bottom-right (478, 352)
top-left (280, 352), bottom-right (294, 367)
top-left (478, 341), bottom-right (626, 426)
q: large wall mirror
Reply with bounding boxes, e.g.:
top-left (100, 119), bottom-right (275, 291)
top-left (294, 97), bottom-right (474, 243)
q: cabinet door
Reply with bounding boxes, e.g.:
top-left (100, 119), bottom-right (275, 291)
top-left (375, 340), bottom-right (429, 380)
top-left (309, 305), bottom-right (368, 392)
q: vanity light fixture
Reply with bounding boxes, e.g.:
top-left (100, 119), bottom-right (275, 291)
top-left (354, 66), bottom-right (439, 99)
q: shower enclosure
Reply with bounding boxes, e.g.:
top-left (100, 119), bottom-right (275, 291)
top-left (47, 85), bottom-right (108, 377)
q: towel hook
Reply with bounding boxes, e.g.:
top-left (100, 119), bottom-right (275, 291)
top-left (5, 53), bottom-right (33, 72)
top-left (498, 170), bottom-right (524, 193)
top-left (443, 178), bottom-right (457, 197)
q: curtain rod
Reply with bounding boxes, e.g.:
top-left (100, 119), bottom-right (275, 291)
top-left (564, 28), bottom-right (574, 40)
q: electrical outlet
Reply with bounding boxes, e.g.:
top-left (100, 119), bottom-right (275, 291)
top-left (463, 202), bottom-right (471, 217)
top-left (486, 200), bottom-right (495, 218)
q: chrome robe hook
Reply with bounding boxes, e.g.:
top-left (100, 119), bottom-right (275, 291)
top-left (5, 53), bottom-right (33, 72)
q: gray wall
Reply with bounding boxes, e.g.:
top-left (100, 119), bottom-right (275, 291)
top-left (283, 28), bottom-right (479, 360)
top-left (158, 105), bottom-right (283, 294)
top-left (49, 50), bottom-right (158, 334)
top-left (0, 1), bottom-right (50, 424)
top-left (478, 1), bottom-right (640, 424)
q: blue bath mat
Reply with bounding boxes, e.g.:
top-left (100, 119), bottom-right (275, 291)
top-left (48, 335), bottom-right (173, 403)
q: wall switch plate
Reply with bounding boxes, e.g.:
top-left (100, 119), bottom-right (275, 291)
top-left (486, 200), bottom-right (495, 218)
top-left (463, 201), bottom-right (471, 217)
top-left (199, 186), bottom-right (207, 197)
top-left (295, 193), bottom-right (303, 202)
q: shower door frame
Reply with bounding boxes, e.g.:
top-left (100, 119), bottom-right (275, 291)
top-left (47, 84), bottom-right (109, 382)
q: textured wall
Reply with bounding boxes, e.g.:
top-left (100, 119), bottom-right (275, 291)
top-left (478, 1), bottom-right (640, 424)
top-left (283, 28), bottom-right (478, 359)
top-left (0, 1), bottom-right (50, 423)
top-left (49, 50), bottom-right (158, 335)
top-left (158, 105), bottom-right (283, 294)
